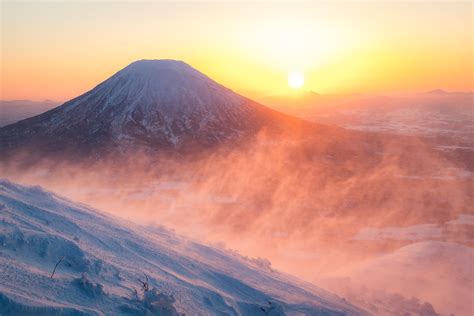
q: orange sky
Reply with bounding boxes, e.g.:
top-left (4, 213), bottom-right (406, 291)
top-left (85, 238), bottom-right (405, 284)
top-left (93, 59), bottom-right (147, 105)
top-left (1, 1), bottom-right (473, 101)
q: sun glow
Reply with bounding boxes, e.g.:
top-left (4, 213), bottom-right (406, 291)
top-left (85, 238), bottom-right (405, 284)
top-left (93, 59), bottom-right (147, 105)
top-left (1, 2), bottom-right (472, 100)
top-left (288, 71), bottom-right (304, 89)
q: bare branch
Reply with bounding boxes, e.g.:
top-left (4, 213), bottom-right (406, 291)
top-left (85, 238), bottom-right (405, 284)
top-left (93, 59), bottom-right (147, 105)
top-left (50, 256), bottom-right (65, 279)
top-left (138, 273), bottom-right (149, 292)
top-left (132, 287), bottom-right (139, 300)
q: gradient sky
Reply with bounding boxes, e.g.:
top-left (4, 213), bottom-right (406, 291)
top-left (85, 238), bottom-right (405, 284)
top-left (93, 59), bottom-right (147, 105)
top-left (1, 1), bottom-right (473, 101)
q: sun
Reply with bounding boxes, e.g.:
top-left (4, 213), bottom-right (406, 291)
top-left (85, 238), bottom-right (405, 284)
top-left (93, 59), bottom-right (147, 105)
top-left (288, 71), bottom-right (304, 89)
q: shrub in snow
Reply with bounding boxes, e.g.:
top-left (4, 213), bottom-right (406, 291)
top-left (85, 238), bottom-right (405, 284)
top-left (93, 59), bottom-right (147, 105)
top-left (125, 286), bottom-right (179, 316)
top-left (74, 273), bottom-right (104, 298)
top-left (138, 274), bottom-right (150, 292)
top-left (143, 288), bottom-right (179, 316)
top-left (50, 256), bottom-right (64, 278)
top-left (259, 301), bottom-right (285, 316)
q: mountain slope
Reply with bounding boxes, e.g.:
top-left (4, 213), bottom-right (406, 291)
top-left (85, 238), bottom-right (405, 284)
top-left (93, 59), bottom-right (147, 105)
top-left (0, 60), bottom-right (284, 156)
top-left (0, 179), bottom-right (364, 315)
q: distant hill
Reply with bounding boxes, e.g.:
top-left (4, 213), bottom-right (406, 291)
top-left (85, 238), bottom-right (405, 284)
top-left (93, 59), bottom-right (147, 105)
top-left (0, 100), bottom-right (59, 127)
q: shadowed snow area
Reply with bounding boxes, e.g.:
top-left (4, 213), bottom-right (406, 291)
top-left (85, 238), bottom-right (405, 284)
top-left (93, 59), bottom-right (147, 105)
top-left (0, 179), bottom-right (363, 315)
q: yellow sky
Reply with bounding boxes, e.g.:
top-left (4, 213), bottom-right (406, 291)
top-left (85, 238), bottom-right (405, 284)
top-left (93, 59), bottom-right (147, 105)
top-left (1, 1), bottom-right (472, 101)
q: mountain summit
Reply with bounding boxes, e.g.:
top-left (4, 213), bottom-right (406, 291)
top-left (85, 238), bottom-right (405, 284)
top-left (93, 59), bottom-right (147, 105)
top-left (0, 59), bottom-right (278, 156)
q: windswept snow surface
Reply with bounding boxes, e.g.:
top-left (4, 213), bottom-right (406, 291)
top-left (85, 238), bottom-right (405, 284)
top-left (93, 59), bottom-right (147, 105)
top-left (0, 179), bottom-right (363, 315)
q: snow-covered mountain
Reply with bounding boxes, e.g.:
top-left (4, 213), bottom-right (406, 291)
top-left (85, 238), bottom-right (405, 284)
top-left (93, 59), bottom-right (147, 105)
top-left (0, 60), bottom-right (283, 156)
top-left (0, 179), bottom-right (364, 315)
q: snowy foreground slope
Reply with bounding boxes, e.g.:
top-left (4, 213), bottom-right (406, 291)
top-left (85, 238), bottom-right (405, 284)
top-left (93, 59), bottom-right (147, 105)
top-left (0, 179), bottom-right (364, 315)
